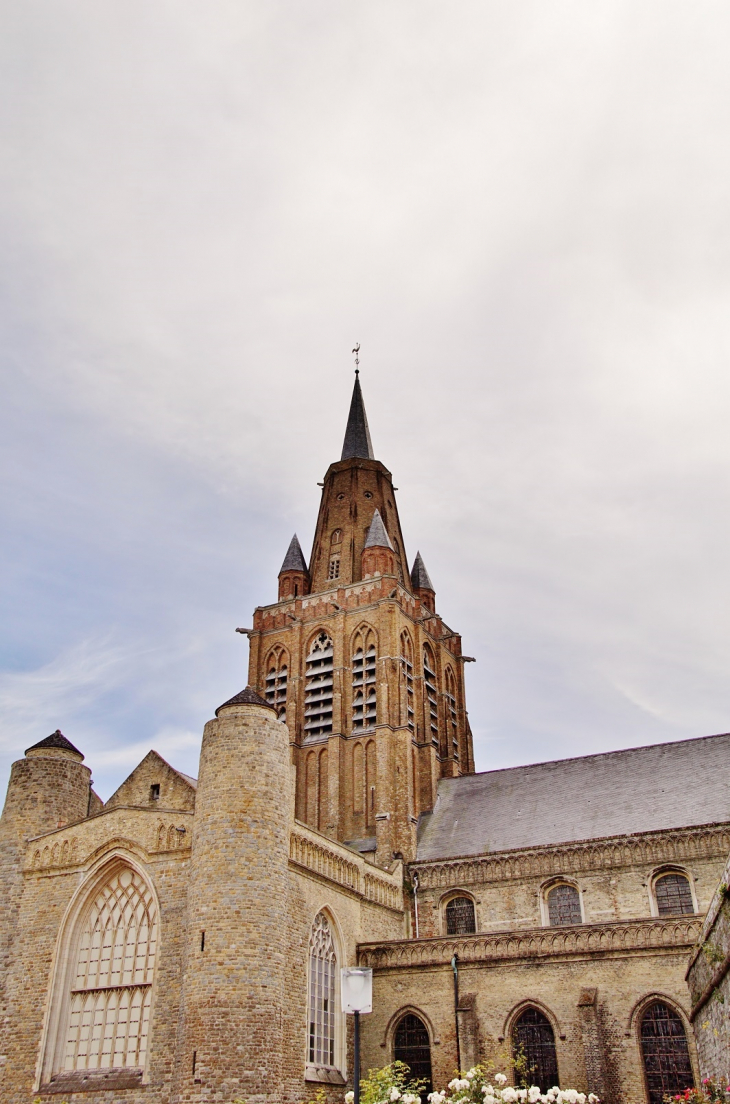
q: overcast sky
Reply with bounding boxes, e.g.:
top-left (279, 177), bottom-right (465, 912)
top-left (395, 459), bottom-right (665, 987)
top-left (1, 2), bottom-right (729, 799)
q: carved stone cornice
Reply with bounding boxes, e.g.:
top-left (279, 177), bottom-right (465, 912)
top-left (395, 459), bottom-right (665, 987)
top-left (290, 824), bottom-right (403, 912)
top-left (411, 824), bottom-right (730, 889)
top-left (357, 916), bottom-right (703, 969)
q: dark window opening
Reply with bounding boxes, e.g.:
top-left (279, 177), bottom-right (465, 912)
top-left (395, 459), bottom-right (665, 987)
top-left (200, 930), bottom-right (205, 951)
top-left (445, 896), bottom-right (476, 935)
top-left (547, 884), bottom-right (581, 926)
top-left (655, 873), bottom-right (694, 917)
top-left (394, 1013), bottom-right (432, 1096)
top-left (512, 1007), bottom-right (559, 1091)
top-left (640, 1001), bottom-right (694, 1104)
top-left (150, 784), bottom-right (160, 801)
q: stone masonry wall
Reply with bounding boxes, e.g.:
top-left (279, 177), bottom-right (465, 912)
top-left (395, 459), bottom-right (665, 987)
top-left (687, 851), bottom-right (730, 1084)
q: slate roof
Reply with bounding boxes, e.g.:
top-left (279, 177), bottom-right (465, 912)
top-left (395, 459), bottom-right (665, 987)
top-left (364, 509), bottom-right (393, 549)
top-left (215, 686), bottom-right (274, 715)
top-left (25, 729), bottom-right (83, 759)
top-left (416, 732), bottom-right (730, 861)
top-left (341, 376), bottom-right (375, 461)
top-left (410, 551), bottom-right (434, 591)
top-left (279, 533), bottom-right (308, 574)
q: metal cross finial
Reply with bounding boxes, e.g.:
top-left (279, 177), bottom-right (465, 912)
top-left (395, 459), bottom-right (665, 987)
top-left (352, 343), bottom-right (360, 376)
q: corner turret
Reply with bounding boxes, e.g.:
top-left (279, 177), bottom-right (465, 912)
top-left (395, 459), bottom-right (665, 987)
top-left (362, 509), bottom-right (396, 579)
top-left (278, 533), bottom-right (310, 600)
top-left (411, 551), bottom-right (436, 614)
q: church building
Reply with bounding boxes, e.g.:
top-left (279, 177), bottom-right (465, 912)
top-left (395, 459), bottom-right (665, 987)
top-left (0, 374), bottom-right (727, 1103)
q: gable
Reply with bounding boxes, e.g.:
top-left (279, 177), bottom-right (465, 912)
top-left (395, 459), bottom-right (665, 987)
top-left (104, 750), bottom-right (197, 812)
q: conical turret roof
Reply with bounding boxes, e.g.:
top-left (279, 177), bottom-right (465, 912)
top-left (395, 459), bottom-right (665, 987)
top-left (279, 533), bottom-right (308, 574)
top-left (215, 686), bottom-right (275, 715)
top-left (410, 551), bottom-right (434, 591)
top-left (341, 376), bottom-right (375, 461)
top-left (25, 729), bottom-right (84, 759)
top-left (364, 509), bottom-right (394, 550)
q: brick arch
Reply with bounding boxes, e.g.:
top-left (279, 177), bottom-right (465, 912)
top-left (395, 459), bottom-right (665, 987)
top-left (381, 1004), bottom-right (439, 1049)
top-left (626, 991), bottom-right (693, 1035)
top-left (501, 998), bottom-right (564, 1043)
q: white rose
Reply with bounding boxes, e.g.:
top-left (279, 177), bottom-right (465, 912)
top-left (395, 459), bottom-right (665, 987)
top-left (495, 1075), bottom-right (508, 1086)
top-left (577, 1095), bottom-right (586, 1104)
top-left (391, 1089), bottom-right (402, 1101)
top-left (449, 1081), bottom-right (461, 1092)
top-left (567, 1092), bottom-right (578, 1104)
top-left (529, 1088), bottom-right (541, 1103)
top-left (345, 1094), bottom-right (354, 1104)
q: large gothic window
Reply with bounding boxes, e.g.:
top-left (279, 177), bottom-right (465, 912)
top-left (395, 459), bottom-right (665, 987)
top-left (512, 1008), bottom-right (559, 1091)
top-left (640, 1002), bottom-right (694, 1104)
top-left (352, 630), bottom-right (377, 731)
top-left (394, 1013), bottom-right (432, 1094)
top-left (46, 864), bottom-right (157, 1082)
top-left (264, 646), bottom-right (288, 721)
top-left (423, 646), bottom-right (438, 745)
top-left (654, 873), bottom-right (694, 917)
top-left (445, 896), bottom-right (476, 935)
top-left (305, 633), bottom-right (334, 738)
top-left (307, 913), bottom-right (338, 1072)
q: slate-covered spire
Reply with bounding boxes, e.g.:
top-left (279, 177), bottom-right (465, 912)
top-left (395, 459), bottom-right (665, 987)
top-left (364, 509), bottom-right (393, 549)
top-left (341, 375), bottom-right (375, 461)
top-left (410, 552), bottom-right (434, 591)
top-left (279, 534), bottom-right (307, 574)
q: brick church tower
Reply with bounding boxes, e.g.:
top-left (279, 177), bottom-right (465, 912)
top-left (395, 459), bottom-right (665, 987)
top-left (247, 372), bottom-right (474, 864)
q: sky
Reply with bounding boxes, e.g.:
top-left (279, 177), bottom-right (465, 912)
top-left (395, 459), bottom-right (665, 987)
top-left (1, 2), bottom-right (730, 800)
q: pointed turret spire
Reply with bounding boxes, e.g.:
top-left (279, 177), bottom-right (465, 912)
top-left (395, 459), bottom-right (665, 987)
top-left (279, 534), bottom-right (307, 574)
top-left (364, 509), bottom-right (393, 549)
top-left (341, 375), bottom-right (375, 461)
top-left (410, 552), bottom-right (434, 591)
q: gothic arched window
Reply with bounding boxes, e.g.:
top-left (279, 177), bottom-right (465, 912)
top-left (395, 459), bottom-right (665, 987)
top-left (654, 872), bottom-right (694, 917)
top-left (264, 646), bottom-right (288, 721)
top-left (445, 896), bottom-right (476, 935)
top-left (423, 645), bottom-right (438, 745)
top-left (352, 630), bottom-right (376, 731)
top-left (44, 864), bottom-right (157, 1083)
top-left (445, 667), bottom-right (458, 759)
top-left (640, 1002), bottom-right (694, 1104)
top-left (400, 632), bottom-right (415, 731)
top-left (512, 1007), bottom-right (559, 1091)
top-left (394, 1013), bottom-right (432, 1094)
top-left (304, 633), bottom-right (333, 738)
top-left (307, 913), bottom-right (338, 1073)
top-left (546, 883), bottom-right (582, 926)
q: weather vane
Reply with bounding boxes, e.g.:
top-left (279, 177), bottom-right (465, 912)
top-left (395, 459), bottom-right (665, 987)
top-left (352, 343), bottom-right (360, 376)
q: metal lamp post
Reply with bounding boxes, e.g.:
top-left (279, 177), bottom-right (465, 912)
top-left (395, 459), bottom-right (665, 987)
top-left (341, 967), bottom-right (373, 1104)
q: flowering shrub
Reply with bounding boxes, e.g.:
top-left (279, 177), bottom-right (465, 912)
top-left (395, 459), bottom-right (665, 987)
top-left (346, 1061), bottom-right (426, 1104)
top-left (346, 1062), bottom-right (599, 1104)
top-left (667, 1080), bottom-right (730, 1104)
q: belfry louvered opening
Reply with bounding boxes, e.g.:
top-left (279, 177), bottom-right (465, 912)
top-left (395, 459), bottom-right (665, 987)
top-left (265, 647), bottom-right (288, 721)
top-left (423, 646), bottom-right (438, 744)
top-left (400, 632), bottom-right (415, 731)
top-left (353, 633), bottom-right (376, 730)
top-left (305, 633), bottom-right (334, 737)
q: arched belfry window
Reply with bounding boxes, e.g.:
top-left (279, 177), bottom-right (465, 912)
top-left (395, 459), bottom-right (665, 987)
top-left (445, 895), bottom-right (476, 935)
top-left (512, 1007), bottom-right (559, 1091)
top-left (328, 530), bottom-right (343, 581)
top-left (265, 646), bottom-right (288, 721)
top-left (352, 629), bottom-right (377, 731)
top-left (305, 633), bottom-right (334, 738)
top-left (445, 667), bottom-right (458, 759)
top-left (423, 645), bottom-right (438, 745)
top-left (640, 1002), bottom-right (694, 1104)
top-left (307, 912), bottom-right (339, 1074)
top-left (394, 1013), bottom-right (432, 1094)
top-left (546, 883), bottom-right (582, 926)
top-left (654, 872), bottom-right (694, 916)
top-left (400, 632), bottom-right (414, 731)
top-left (44, 864), bottom-right (157, 1084)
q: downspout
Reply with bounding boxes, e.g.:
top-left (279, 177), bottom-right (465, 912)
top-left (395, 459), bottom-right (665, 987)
top-left (412, 872), bottom-right (420, 939)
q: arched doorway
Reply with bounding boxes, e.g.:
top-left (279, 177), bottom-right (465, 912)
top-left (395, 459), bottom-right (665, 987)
top-left (512, 1007), bottom-right (559, 1090)
top-left (394, 1013), bottom-right (432, 1095)
top-left (640, 1001), bottom-right (694, 1104)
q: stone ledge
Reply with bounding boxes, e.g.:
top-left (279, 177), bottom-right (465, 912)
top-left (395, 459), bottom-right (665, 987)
top-left (357, 916), bottom-right (703, 969)
top-left (40, 1068), bottom-right (145, 1093)
top-left (305, 1064), bottom-right (347, 1084)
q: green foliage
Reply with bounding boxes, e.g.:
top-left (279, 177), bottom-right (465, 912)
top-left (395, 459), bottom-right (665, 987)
top-left (300, 1089), bottom-right (328, 1104)
top-left (701, 940), bottom-right (725, 966)
top-left (665, 1080), bottom-right (730, 1104)
top-left (358, 1060), bottom-right (426, 1104)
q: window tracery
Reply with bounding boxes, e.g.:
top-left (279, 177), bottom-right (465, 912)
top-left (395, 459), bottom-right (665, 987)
top-left (52, 865), bottom-right (157, 1078)
top-left (305, 633), bottom-right (333, 738)
top-left (307, 913), bottom-right (338, 1071)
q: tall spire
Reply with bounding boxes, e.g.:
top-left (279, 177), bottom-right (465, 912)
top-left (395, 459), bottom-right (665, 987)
top-left (279, 534), bottom-right (307, 574)
top-left (341, 375), bottom-right (375, 461)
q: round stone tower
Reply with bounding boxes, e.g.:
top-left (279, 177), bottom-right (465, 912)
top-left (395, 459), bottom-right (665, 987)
top-left (0, 731), bottom-right (91, 1021)
top-left (175, 687), bottom-right (293, 1104)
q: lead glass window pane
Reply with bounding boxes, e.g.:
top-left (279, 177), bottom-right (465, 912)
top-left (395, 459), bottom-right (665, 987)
top-left (655, 874), bottom-right (694, 917)
top-left (640, 1002), bottom-right (694, 1104)
top-left (547, 884), bottom-right (581, 926)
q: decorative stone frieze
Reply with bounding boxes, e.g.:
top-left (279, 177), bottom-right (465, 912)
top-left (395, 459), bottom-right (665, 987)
top-left (290, 823), bottom-right (403, 911)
